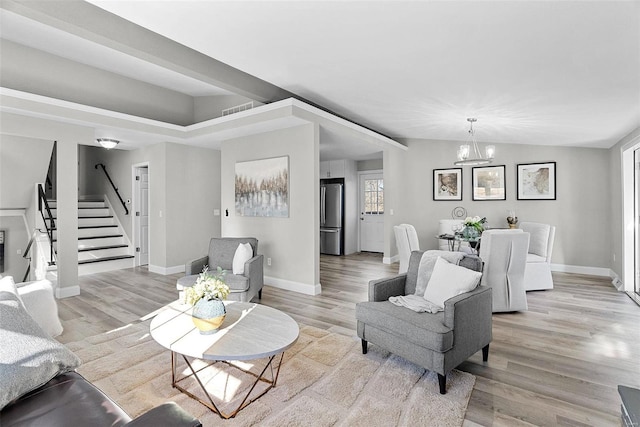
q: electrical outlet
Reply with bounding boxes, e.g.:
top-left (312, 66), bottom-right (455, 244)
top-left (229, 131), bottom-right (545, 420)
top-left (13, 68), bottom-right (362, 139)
top-left (267, 257), bottom-right (272, 266)
top-left (613, 253), bottom-right (616, 262)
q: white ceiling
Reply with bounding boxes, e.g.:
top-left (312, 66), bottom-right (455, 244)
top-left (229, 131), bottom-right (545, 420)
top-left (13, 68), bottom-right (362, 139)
top-left (1, 1), bottom-right (638, 154)
top-left (84, 0), bottom-right (640, 149)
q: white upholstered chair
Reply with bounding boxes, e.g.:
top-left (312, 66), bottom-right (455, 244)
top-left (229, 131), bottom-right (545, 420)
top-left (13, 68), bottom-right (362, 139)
top-left (520, 222), bottom-right (556, 291)
top-left (479, 230), bottom-right (530, 312)
top-left (393, 224), bottom-right (420, 273)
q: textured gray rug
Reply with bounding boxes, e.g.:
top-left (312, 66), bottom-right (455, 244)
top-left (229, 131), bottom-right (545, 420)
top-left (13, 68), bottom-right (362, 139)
top-left (66, 321), bottom-right (474, 426)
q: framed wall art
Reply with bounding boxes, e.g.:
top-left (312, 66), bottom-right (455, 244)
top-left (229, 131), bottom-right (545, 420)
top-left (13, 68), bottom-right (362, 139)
top-left (472, 165), bottom-right (506, 201)
top-left (517, 161), bottom-right (556, 200)
top-left (433, 168), bottom-right (462, 201)
top-left (235, 156), bottom-right (289, 217)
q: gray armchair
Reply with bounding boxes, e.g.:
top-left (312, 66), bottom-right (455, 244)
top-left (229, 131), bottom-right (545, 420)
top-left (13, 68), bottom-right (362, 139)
top-left (356, 250), bottom-right (492, 394)
top-left (185, 237), bottom-right (264, 302)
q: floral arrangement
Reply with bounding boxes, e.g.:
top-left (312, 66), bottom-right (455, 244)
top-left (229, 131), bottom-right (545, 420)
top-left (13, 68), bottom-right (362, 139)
top-left (462, 216), bottom-right (487, 238)
top-left (184, 266), bottom-right (230, 306)
top-left (463, 216), bottom-right (487, 233)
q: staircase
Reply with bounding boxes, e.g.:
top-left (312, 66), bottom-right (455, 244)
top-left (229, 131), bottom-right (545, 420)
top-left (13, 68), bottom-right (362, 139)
top-left (48, 199), bottom-right (135, 275)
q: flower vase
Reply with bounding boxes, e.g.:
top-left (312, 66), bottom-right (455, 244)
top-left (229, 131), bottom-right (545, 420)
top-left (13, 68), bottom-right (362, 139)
top-left (462, 226), bottom-right (480, 240)
top-left (192, 298), bottom-right (226, 334)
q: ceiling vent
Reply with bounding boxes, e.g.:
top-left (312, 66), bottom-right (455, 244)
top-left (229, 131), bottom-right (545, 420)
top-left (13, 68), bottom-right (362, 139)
top-left (222, 101), bottom-right (254, 117)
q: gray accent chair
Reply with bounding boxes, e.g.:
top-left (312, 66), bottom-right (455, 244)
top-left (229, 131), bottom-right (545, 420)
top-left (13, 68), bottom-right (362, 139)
top-left (356, 250), bottom-right (492, 394)
top-left (185, 237), bottom-right (264, 302)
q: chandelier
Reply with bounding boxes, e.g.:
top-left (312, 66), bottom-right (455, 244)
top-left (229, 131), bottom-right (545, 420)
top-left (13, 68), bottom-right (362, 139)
top-left (454, 118), bottom-right (495, 166)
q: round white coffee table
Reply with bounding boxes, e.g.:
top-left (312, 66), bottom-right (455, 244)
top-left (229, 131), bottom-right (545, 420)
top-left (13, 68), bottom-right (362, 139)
top-left (150, 300), bottom-right (299, 419)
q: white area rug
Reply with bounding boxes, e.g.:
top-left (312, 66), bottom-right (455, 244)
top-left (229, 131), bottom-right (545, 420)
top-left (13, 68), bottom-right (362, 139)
top-left (66, 322), bottom-right (475, 426)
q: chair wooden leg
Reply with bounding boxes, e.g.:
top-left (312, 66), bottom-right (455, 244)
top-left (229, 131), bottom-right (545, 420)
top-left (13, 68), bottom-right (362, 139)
top-left (482, 343), bottom-right (490, 362)
top-left (361, 339), bottom-right (368, 354)
top-left (438, 373), bottom-right (447, 394)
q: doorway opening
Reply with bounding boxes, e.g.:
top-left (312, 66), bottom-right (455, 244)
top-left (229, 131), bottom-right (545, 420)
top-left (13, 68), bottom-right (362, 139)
top-left (132, 164), bottom-right (149, 267)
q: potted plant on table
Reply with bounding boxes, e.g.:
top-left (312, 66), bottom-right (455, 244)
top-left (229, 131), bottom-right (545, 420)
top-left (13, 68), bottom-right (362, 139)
top-left (185, 266), bottom-right (230, 334)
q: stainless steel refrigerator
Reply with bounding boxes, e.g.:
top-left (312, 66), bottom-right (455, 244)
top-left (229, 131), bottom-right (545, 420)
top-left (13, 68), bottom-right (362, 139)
top-left (320, 182), bottom-right (343, 255)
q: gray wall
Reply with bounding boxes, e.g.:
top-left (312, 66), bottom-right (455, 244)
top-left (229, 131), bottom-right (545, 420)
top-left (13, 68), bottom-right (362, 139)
top-left (387, 139), bottom-right (611, 269)
top-left (0, 216), bottom-right (28, 280)
top-left (221, 123), bottom-right (319, 293)
top-left (0, 135), bottom-right (53, 208)
top-left (357, 158), bottom-right (383, 171)
top-left (83, 143), bottom-right (221, 271)
top-left (164, 143), bottom-right (222, 267)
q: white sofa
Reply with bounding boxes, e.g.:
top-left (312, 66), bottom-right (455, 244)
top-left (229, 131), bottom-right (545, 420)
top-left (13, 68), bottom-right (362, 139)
top-left (0, 276), bottom-right (63, 337)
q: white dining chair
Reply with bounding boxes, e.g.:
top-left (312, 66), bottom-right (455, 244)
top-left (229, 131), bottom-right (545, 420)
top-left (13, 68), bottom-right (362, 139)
top-left (520, 222), bottom-right (556, 290)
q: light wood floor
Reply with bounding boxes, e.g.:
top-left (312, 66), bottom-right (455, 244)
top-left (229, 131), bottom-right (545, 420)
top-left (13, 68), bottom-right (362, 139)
top-left (56, 253), bottom-right (640, 426)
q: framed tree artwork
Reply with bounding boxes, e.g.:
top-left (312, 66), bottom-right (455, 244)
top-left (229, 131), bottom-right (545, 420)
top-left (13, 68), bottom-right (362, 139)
top-left (517, 161), bottom-right (556, 200)
top-left (235, 156), bottom-right (289, 217)
top-left (472, 165), bottom-right (506, 201)
top-left (433, 168), bottom-right (462, 201)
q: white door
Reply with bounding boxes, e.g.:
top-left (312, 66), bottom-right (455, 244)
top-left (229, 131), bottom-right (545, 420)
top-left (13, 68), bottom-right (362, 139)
top-left (134, 166), bottom-right (149, 266)
top-left (359, 172), bottom-right (384, 252)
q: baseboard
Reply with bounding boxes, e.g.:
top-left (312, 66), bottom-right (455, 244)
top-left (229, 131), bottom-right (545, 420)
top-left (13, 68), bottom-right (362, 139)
top-left (55, 285), bottom-right (80, 299)
top-left (149, 264), bottom-right (185, 275)
top-left (383, 255), bottom-right (399, 265)
top-left (550, 263), bottom-right (610, 277)
top-left (610, 269), bottom-right (624, 291)
top-left (265, 275), bottom-right (321, 296)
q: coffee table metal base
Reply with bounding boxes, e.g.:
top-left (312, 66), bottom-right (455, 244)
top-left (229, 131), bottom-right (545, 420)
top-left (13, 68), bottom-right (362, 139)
top-left (170, 351), bottom-right (285, 419)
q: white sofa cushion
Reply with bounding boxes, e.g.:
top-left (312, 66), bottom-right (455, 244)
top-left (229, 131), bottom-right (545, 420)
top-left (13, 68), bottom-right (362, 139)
top-left (17, 280), bottom-right (64, 337)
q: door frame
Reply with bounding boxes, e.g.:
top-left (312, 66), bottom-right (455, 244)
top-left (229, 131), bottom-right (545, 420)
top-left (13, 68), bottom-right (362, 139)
top-left (358, 169), bottom-right (384, 252)
top-left (132, 162), bottom-right (150, 267)
top-left (622, 136), bottom-right (640, 302)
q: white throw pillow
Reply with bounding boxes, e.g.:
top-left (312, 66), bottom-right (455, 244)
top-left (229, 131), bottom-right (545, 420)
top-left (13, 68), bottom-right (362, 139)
top-left (232, 243), bottom-right (253, 275)
top-left (0, 276), bottom-right (19, 300)
top-left (423, 257), bottom-right (482, 308)
top-left (17, 280), bottom-right (64, 337)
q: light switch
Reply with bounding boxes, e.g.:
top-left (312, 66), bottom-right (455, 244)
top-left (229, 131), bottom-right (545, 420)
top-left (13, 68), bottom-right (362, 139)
top-left (214, 209), bottom-right (220, 216)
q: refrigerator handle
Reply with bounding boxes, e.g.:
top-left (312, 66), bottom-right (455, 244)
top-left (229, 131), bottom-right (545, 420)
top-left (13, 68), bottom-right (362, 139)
top-left (320, 186), bottom-right (325, 225)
